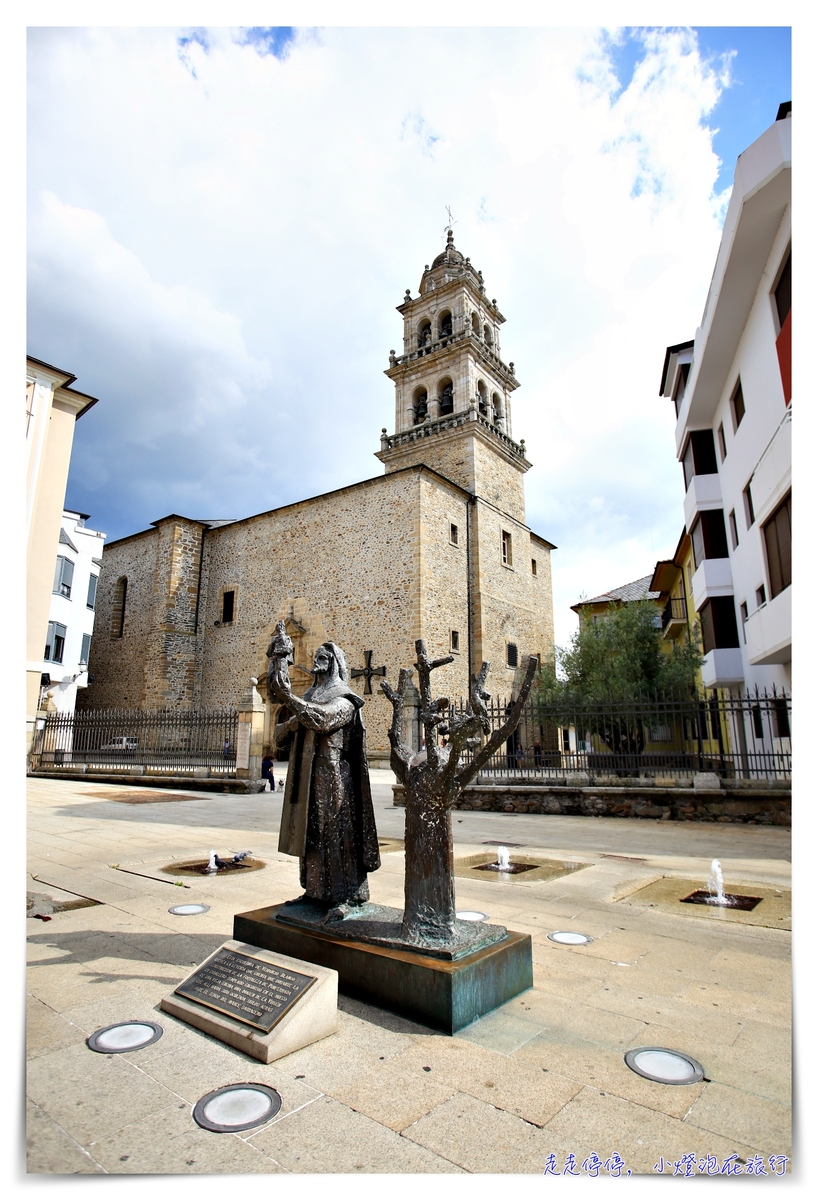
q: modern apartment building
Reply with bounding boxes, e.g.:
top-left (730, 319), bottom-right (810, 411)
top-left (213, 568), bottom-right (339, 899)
top-left (40, 510), bottom-right (106, 714)
top-left (659, 104), bottom-right (791, 694)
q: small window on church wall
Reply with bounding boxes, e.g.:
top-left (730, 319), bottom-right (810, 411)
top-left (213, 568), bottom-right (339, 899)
top-left (450, 630), bottom-right (460, 652)
top-left (439, 311), bottom-right (452, 339)
top-left (418, 320), bottom-right (431, 349)
top-left (502, 530), bottom-right (513, 566)
top-left (507, 642), bottom-right (518, 668)
top-left (531, 559), bottom-right (537, 576)
top-left (450, 524), bottom-right (459, 545)
top-left (222, 590), bottom-right (235, 623)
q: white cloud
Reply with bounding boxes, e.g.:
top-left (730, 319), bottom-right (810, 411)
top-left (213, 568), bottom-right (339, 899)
top-left (27, 26), bottom-right (735, 649)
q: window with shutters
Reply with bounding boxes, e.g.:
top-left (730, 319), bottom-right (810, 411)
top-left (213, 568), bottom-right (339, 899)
top-left (763, 492), bottom-right (791, 599)
top-left (506, 642), bottom-right (518, 668)
top-left (53, 556), bottom-right (74, 599)
top-left (87, 574), bottom-right (98, 610)
top-left (80, 633), bottom-right (92, 665)
top-left (45, 622), bottom-right (67, 663)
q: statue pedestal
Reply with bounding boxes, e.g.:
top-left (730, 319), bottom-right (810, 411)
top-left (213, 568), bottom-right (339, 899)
top-left (233, 903), bottom-right (533, 1034)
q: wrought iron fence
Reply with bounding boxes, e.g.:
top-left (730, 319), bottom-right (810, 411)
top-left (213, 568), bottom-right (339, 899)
top-left (29, 707), bottom-right (239, 775)
top-left (448, 687), bottom-right (791, 782)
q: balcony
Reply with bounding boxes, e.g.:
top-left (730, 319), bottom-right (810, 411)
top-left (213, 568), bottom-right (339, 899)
top-left (745, 588), bottom-right (791, 666)
top-left (661, 596), bottom-right (688, 638)
top-left (691, 559), bottom-right (733, 612)
top-left (683, 473), bottom-right (722, 531)
top-left (701, 648), bottom-right (745, 688)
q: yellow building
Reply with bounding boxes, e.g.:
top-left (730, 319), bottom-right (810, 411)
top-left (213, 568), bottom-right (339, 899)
top-left (570, 575), bottom-right (662, 627)
top-left (26, 357), bottom-right (99, 746)
top-left (649, 528), bottom-right (703, 686)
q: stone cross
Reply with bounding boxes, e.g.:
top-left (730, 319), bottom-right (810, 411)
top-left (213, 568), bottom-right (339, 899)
top-left (351, 650), bottom-right (387, 694)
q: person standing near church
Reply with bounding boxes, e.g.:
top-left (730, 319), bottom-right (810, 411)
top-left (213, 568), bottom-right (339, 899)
top-left (261, 753), bottom-right (275, 791)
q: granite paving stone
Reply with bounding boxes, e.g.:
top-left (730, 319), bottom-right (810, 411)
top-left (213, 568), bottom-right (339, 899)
top-left (249, 1094), bottom-right (465, 1173)
top-left (25, 774), bottom-right (792, 1175)
top-left (26, 1099), bottom-right (106, 1175)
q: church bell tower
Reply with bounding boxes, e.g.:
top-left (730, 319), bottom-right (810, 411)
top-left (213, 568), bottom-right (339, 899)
top-left (376, 228), bottom-right (532, 523)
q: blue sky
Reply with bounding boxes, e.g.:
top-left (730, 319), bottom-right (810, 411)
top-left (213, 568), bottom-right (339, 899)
top-left (608, 26), bottom-right (791, 191)
top-left (26, 25), bottom-right (792, 651)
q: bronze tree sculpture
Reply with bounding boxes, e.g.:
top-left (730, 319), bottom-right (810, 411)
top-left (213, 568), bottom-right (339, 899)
top-left (381, 640), bottom-right (538, 949)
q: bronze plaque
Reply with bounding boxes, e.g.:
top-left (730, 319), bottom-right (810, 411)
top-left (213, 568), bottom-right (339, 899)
top-left (175, 948), bottom-right (316, 1032)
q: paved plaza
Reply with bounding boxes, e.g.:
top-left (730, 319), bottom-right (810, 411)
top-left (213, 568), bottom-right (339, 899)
top-left (25, 772), bottom-right (792, 1177)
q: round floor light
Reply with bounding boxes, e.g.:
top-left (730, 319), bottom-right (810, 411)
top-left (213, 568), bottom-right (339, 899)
top-left (193, 1084), bottom-right (282, 1133)
top-left (547, 931), bottom-right (594, 945)
top-left (87, 1021), bottom-right (163, 1054)
top-left (168, 903), bottom-right (210, 916)
top-left (457, 910), bottom-right (488, 922)
top-left (625, 1047), bottom-right (704, 1085)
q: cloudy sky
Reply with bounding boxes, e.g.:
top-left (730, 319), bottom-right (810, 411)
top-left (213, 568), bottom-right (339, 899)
top-left (26, 21), bottom-right (791, 652)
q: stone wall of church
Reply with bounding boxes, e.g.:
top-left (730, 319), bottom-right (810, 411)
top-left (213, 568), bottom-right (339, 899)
top-left (417, 474), bottom-right (471, 694)
top-left (195, 470), bottom-right (427, 761)
top-left (82, 517), bottom-right (208, 711)
top-left (471, 435), bottom-right (527, 523)
top-left (83, 461), bottom-right (555, 762)
top-left (381, 425), bottom-right (475, 494)
top-left (81, 527), bottom-right (161, 709)
top-left (470, 501), bottom-right (554, 694)
top-left (140, 518), bottom-right (205, 709)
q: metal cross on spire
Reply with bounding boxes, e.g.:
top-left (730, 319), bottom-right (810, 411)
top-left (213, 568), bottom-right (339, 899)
top-left (351, 650), bottom-right (387, 694)
top-left (443, 206), bottom-right (457, 242)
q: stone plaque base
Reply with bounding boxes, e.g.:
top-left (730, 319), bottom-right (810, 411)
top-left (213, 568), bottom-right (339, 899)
top-left (160, 940), bottom-right (338, 1063)
top-left (234, 905), bottom-right (533, 1035)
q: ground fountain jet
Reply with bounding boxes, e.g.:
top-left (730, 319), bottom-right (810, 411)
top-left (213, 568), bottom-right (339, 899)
top-left (707, 858), bottom-right (728, 905)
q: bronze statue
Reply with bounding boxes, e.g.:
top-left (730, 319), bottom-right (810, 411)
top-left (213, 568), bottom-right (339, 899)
top-left (267, 622), bottom-right (380, 920)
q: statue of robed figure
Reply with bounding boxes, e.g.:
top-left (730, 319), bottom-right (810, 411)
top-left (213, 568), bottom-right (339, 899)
top-left (267, 622), bottom-right (380, 919)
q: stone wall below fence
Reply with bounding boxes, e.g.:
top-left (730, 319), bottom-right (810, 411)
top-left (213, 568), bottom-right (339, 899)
top-left (391, 778), bottom-right (791, 826)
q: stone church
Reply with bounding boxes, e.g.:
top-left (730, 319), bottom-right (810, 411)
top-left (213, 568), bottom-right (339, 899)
top-left (84, 231), bottom-right (556, 764)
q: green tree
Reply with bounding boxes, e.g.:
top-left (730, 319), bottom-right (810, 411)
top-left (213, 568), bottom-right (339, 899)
top-left (536, 600), bottom-right (703, 763)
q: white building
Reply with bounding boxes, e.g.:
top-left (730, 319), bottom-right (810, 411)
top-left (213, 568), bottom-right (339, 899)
top-left (40, 510), bottom-right (106, 713)
top-left (660, 103), bottom-right (791, 694)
